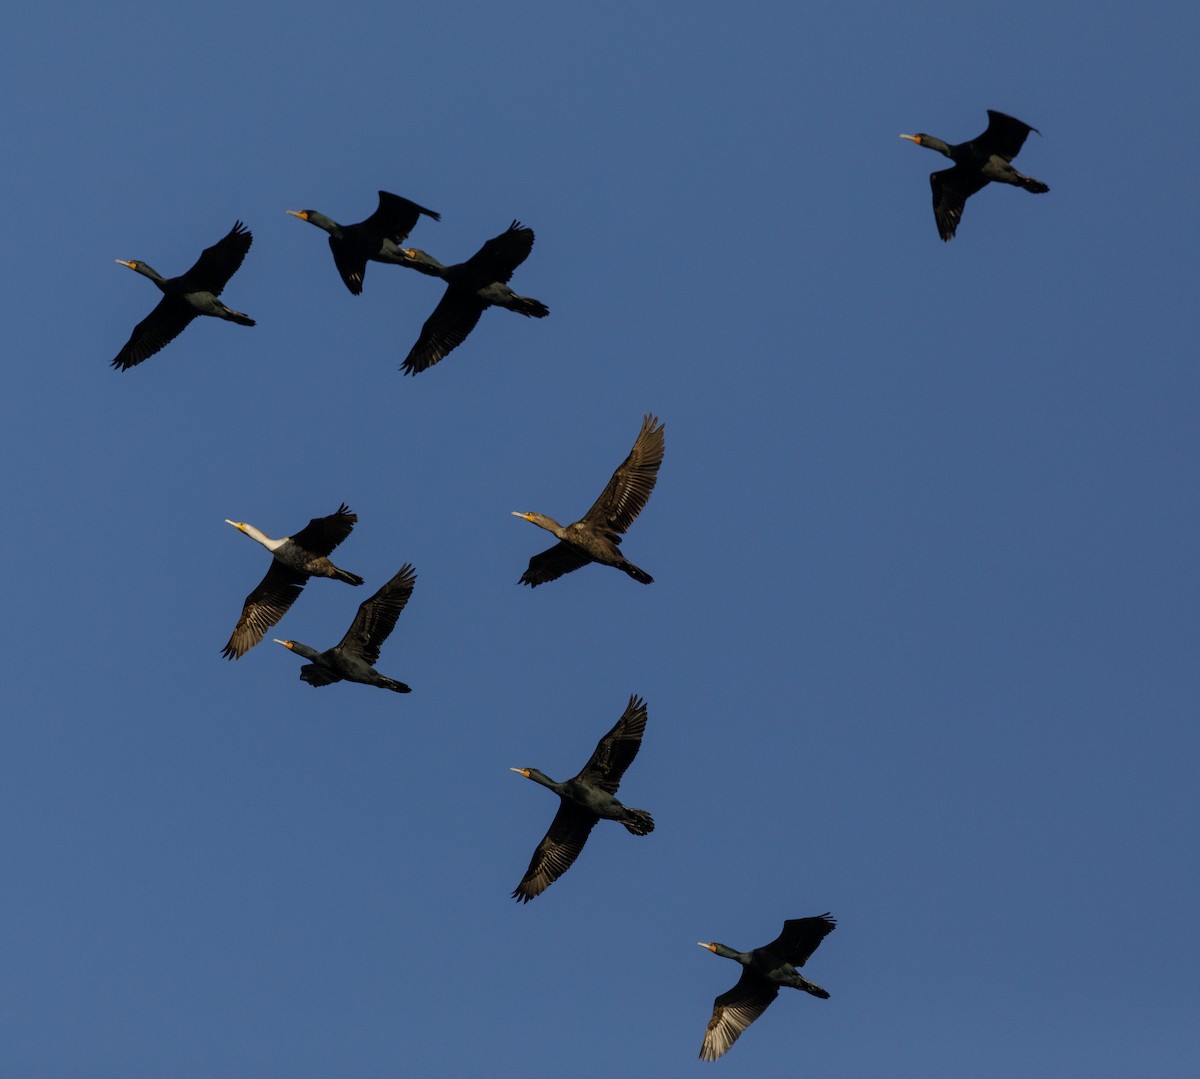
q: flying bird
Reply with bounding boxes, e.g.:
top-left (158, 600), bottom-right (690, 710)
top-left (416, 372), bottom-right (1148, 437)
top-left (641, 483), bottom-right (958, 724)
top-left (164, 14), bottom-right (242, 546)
top-left (112, 221), bottom-right (254, 370)
top-left (222, 504), bottom-right (363, 660)
top-left (510, 694), bottom-right (653, 902)
top-left (512, 414), bottom-right (663, 587)
top-left (697, 913), bottom-right (836, 1061)
top-left (274, 564), bottom-right (416, 693)
top-left (287, 190), bottom-right (440, 295)
top-left (395, 221), bottom-right (548, 374)
top-left (900, 110), bottom-right (1049, 240)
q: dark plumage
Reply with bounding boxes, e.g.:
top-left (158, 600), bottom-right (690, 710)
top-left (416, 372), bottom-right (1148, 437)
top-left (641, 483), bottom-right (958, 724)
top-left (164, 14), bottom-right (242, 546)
top-left (287, 190), bottom-right (439, 295)
top-left (274, 564), bottom-right (416, 692)
top-left (698, 914), bottom-right (836, 1061)
top-left (901, 110), bottom-right (1049, 240)
top-left (513, 413), bottom-right (664, 587)
top-left (395, 221), bottom-right (548, 374)
top-left (222, 504), bottom-right (363, 660)
top-left (510, 694), bottom-right (653, 902)
top-left (112, 221), bottom-right (254, 370)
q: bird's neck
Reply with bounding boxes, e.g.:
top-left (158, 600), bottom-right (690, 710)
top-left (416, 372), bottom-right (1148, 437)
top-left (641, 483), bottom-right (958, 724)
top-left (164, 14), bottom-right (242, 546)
top-left (289, 641), bottom-right (322, 662)
top-left (403, 250), bottom-right (448, 278)
top-left (242, 523), bottom-right (285, 552)
top-left (923, 135), bottom-right (954, 159)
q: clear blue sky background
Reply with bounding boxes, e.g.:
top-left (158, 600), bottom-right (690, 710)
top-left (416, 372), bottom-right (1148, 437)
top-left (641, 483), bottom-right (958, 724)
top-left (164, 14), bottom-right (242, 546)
top-left (2, 3), bottom-right (1197, 1076)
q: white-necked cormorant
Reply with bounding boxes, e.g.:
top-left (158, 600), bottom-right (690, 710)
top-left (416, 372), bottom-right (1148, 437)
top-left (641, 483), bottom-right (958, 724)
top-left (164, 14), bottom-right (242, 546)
top-left (512, 413), bottom-right (664, 587)
top-left (510, 694), bottom-right (653, 902)
top-left (222, 504), bottom-right (363, 660)
top-left (901, 110), bottom-right (1049, 240)
top-left (274, 564), bottom-right (416, 692)
top-left (394, 221), bottom-right (548, 375)
top-left (697, 913), bottom-right (836, 1061)
top-left (112, 221), bottom-right (254, 370)
top-left (287, 191), bottom-right (439, 295)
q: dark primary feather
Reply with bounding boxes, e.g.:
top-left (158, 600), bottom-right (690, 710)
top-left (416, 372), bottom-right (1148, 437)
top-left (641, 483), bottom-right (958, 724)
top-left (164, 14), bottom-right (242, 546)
top-left (221, 504), bottom-right (360, 660)
top-left (330, 563), bottom-right (416, 666)
top-left (399, 221), bottom-right (547, 375)
top-left (516, 414), bottom-right (664, 587)
top-left (512, 695), bottom-right (652, 902)
top-left (182, 220), bottom-right (254, 293)
top-left (581, 412), bottom-right (666, 533)
top-left (289, 503), bottom-right (358, 558)
top-left (976, 108), bottom-right (1039, 161)
top-left (698, 913), bottom-right (836, 1062)
top-left (112, 221), bottom-right (254, 370)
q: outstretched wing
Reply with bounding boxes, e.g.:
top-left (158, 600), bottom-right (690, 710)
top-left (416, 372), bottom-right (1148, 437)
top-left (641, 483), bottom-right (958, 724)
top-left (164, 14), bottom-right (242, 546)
top-left (762, 913), bottom-right (837, 967)
top-left (181, 221), bottom-right (253, 295)
top-left (977, 110), bottom-right (1038, 162)
top-left (362, 191), bottom-right (440, 245)
top-left (401, 289), bottom-right (487, 374)
top-left (580, 414), bottom-right (665, 533)
top-left (512, 800), bottom-right (598, 903)
top-left (112, 295), bottom-right (197, 370)
top-left (460, 221), bottom-right (535, 287)
top-left (699, 970), bottom-right (778, 1062)
top-left (576, 695), bottom-right (648, 793)
top-left (930, 165), bottom-right (988, 242)
top-left (222, 561), bottom-right (308, 659)
top-left (335, 564), bottom-right (416, 664)
top-left (289, 503), bottom-right (358, 558)
top-left (518, 541), bottom-right (593, 587)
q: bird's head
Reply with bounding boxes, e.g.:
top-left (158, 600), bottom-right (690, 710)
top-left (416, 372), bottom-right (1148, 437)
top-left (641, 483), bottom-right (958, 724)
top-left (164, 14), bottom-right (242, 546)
top-left (287, 209), bottom-right (337, 234)
top-left (273, 639), bottom-right (296, 651)
top-left (115, 259), bottom-right (159, 279)
top-left (225, 519), bottom-right (248, 534)
top-left (510, 767), bottom-right (532, 778)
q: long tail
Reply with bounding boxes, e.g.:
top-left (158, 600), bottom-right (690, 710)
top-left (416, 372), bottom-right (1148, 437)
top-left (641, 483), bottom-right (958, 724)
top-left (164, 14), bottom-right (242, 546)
top-left (621, 809), bottom-right (654, 835)
top-left (621, 561), bottom-right (653, 585)
top-left (510, 294), bottom-right (549, 318)
top-left (798, 976), bottom-right (830, 999)
top-left (217, 303), bottom-right (256, 326)
top-left (379, 676), bottom-right (412, 694)
top-left (1019, 174), bottom-right (1050, 194)
top-left (332, 566), bottom-right (365, 586)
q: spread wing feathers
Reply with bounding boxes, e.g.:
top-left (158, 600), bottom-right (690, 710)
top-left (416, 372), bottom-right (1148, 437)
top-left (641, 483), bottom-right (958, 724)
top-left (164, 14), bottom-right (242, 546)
top-left (512, 800), bottom-right (598, 903)
top-left (362, 191), bottom-right (441, 244)
top-left (112, 296), bottom-right (196, 370)
top-left (461, 221), bottom-right (535, 286)
top-left (700, 971), bottom-right (779, 1062)
top-left (180, 221), bottom-right (253, 294)
top-left (401, 291), bottom-right (486, 374)
top-left (332, 244), bottom-right (368, 296)
top-left (762, 913), bottom-right (837, 967)
top-left (930, 166), bottom-right (988, 241)
top-left (576, 695), bottom-right (649, 794)
top-left (978, 110), bottom-right (1038, 162)
top-left (581, 414), bottom-right (666, 533)
top-left (222, 561), bottom-right (308, 659)
top-left (299, 663), bottom-right (341, 687)
top-left (518, 541), bottom-right (593, 587)
top-left (289, 504), bottom-right (358, 557)
top-left (335, 564), bottom-right (416, 664)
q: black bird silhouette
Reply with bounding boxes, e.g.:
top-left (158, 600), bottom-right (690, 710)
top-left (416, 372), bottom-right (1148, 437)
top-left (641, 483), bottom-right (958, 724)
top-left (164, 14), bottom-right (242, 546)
top-left (222, 504), bottom-right (363, 660)
top-left (395, 221), bottom-right (548, 374)
top-left (513, 414), bottom-right (664, 587)
top-left (287, 190), bottom-right (439, 295)
top-left (510, 694), bottom-right (653, 902)
top-left (698, 914), bottom-right (836, 1061)
top-left (112, 221), bottom-right (254, 370)
top-left (274, 564), bottom-right (416, 693)
top-left (901, 110), bottom-right (1049, 240)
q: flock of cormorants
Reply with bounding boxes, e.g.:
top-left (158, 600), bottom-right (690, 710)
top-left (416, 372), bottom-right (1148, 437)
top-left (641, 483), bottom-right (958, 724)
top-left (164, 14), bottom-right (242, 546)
top-left (106, 111), bottom-right (1047, 1061)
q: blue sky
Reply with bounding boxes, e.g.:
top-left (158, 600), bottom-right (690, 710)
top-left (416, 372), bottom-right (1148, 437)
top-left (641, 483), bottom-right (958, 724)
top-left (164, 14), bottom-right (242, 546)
top-left (2, 3), bottom-right (1198, 1075)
